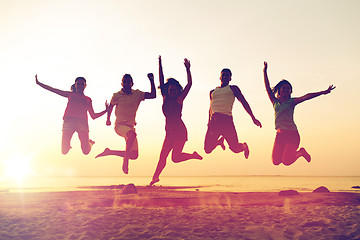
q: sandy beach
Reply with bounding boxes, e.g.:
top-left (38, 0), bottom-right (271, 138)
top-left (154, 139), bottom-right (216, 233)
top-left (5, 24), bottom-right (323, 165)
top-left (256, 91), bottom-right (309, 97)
top-left (0, 186), bottom-right (360, 240)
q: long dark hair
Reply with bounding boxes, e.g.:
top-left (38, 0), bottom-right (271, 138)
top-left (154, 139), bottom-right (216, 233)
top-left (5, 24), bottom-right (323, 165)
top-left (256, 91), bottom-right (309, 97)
top-left (272, 79), bottom-right (292, 97)
top-left (159, 78), bottom-right (183, 96)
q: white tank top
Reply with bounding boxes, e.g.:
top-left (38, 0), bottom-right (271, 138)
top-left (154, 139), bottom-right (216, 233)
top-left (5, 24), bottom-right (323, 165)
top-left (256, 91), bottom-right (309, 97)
top-left (210, 85), bottom-right (235, 117)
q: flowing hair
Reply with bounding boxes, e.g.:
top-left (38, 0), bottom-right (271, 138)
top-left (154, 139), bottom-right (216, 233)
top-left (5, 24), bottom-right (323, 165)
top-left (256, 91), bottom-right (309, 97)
top-left (159, 78), bottom-right (183, 96)
top-left (272, 79), bottom-right (292, 97)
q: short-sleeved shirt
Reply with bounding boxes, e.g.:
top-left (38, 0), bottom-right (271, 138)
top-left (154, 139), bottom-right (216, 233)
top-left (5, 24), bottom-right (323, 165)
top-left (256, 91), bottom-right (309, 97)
top-left (273, 98), bottom-right (297, 130)
top-left (110, 89), bottom-right (145, 127)
top-left (63, 93), bottom-right (92, 121)
top-left (210, 85), bottom-right (235, 117)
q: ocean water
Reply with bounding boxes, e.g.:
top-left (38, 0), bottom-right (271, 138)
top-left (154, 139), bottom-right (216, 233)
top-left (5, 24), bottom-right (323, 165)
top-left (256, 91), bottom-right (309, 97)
top-left (1, 175), bottom-right (360, 193)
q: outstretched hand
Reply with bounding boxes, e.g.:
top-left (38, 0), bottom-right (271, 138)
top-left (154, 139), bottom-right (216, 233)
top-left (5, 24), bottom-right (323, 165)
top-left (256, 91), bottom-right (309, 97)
top-left (147, 73), bottom-right (154, 81)
top-left (35, 74), bottom-right (40, 84)
top-left (253, 118), bottom-right (262, 128)
top-left (324, 85), bottom-right (336, 94)
top-left (263, 61), bottom-right (268, 72)
top-left (184, 58), bottom-right (191, 69)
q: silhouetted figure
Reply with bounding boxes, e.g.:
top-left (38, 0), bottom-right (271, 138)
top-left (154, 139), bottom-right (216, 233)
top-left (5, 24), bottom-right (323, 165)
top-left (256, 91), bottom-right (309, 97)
top-left (96, 73), bottom-right (156, 174)
top-left (204, 69), bottom-right (262, 158)
top-left (150, 56), bottom-right (202, 186)
top-left (263, 61), bottom-right (335, 166)
top-left (35, 75), bottom-right (108, 155)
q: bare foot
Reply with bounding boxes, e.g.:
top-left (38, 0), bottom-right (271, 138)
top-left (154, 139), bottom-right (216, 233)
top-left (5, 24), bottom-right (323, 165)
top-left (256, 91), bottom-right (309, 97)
top-left (243, 143), bottom-right (249, 159)
top-left (218, 137), bottom-right (226, 150)
top-left (300, 148), bottom-right (311, 162)
top-left (193, 151), bottom-right (203, 160)
top-left (122, 159), bottom-right (129, 174)
top-left (95, 148), bottom-right (110, 158)
top-left (149, 177), bottom-right (159, 186)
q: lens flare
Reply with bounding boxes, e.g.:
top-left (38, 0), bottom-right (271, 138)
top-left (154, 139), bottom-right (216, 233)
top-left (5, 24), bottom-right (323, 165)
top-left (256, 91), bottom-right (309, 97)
top-left (2, 153), bottom-right (32, 181)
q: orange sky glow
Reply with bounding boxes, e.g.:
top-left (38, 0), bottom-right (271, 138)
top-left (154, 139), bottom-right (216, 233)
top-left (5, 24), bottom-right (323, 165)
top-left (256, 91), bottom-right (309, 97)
top-left (0, 0), bottom-right (359, 179)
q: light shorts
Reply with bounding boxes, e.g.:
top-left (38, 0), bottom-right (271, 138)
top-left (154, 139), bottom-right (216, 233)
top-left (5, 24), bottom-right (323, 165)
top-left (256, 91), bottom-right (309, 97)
top-left (62, 117), bottom-right (89, 132)
top-left (114, 124), bottom-right (138, 152)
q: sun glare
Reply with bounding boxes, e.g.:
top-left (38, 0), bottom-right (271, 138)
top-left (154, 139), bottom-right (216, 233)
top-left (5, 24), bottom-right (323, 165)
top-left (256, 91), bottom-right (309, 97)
top-left (2, 154), bottom-right (32, 181)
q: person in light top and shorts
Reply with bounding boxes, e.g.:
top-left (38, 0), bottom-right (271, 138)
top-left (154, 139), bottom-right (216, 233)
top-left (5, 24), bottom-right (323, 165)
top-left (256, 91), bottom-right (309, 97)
top-left (96, 73), bottom-right (156, 174)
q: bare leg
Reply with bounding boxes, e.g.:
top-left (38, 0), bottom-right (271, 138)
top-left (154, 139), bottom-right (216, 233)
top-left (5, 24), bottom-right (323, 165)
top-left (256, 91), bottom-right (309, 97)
top-left (272, 140), bottom-right (285, 165)
top-left (62, 129), bottom-right (75, 155)
top-left (172, 141), bottom-right (203, 163)
top-left (150, 138), bottom-right (173, 186)
top-left (282, 145), bottom-right (311, 166)
top-left (122, 130), bottom-right (137, 174)
top-left (78, 131), bottom-right (92, 155)
top-left (95, 148), bottom-right (138, 159)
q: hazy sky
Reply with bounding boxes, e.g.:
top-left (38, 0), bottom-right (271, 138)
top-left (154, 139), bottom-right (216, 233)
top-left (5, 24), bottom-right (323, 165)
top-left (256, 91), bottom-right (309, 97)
top-left (1, 0), bottom-right (359, 179)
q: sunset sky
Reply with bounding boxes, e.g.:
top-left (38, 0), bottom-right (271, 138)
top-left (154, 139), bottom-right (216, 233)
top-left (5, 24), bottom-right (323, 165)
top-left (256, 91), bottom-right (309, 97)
top-left (0, 0), bottom-right (359, 179)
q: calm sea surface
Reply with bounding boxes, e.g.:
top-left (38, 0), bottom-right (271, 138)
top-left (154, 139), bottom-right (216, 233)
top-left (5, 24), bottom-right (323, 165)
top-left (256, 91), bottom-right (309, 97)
top-left (1, 176), bottom-right (359, 193)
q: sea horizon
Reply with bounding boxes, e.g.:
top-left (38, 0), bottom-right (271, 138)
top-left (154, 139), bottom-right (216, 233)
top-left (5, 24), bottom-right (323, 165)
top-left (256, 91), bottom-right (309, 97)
top-left (1, 175), bottom-right (359, 193)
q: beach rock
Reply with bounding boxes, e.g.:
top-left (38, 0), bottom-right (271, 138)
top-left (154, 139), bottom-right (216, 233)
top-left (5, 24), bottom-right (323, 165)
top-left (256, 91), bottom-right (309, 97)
top-left (121, 183), bottom-right (137, 194)
top-left (313, 186), bottom-right (330, 193)
top-left (352, 186), bottom-right (360, 189)
top-left (278, 190), bottom-right (299, 196)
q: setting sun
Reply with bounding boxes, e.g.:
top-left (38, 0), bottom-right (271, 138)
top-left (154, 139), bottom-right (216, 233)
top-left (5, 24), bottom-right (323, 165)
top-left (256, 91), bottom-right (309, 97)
top-left (2, 153), bottom-right (32, 181)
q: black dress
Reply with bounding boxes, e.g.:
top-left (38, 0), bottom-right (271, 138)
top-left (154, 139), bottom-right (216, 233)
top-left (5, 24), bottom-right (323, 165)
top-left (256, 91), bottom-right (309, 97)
top-left (162, 96), bottom-right (188, 143)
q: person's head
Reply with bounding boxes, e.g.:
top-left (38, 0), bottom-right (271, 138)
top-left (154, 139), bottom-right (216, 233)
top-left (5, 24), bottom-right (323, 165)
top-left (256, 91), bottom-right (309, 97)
top-left (72, 77), bottom-right (87, 93)
top-left (220, 68), bottom-right (232, 86)
top-left (121, 74), bottom-right (134, 91)
top-left (272, 79), bottom-right (292, 98)
top-left (161, 78), bottom-right (183, 98)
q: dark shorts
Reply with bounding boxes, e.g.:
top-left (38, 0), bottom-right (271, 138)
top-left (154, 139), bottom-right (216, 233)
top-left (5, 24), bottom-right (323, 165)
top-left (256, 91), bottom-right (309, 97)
top-left (205, 113), bottom-right (239, 151)
top-left (62, 117), bottom-right (89, 132)
top-left (274, 130), bottom-right (300, 147)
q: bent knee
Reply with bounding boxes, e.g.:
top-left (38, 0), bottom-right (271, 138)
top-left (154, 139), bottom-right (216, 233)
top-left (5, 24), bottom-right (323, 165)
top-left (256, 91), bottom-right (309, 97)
top-left (204, 145), bottom-right (213, 154)
top-left (62, 147), bottom-right (71, 155)
top-left (129, 151), bottom-right (138, 160)
top-left (272, 157), bottom-right (282, 166)
top-left (127, 131), bottom-right (137, 139)
top-left (229, 145), bottom-right (241, 153)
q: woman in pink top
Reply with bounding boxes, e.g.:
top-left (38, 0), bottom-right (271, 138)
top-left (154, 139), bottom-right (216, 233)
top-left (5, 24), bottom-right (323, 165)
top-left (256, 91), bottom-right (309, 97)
top-left (35, 75), bottom-right (108, 155)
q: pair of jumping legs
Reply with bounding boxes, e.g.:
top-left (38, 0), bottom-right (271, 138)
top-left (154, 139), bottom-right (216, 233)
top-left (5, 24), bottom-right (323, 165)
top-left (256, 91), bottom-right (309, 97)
top-left (204, 113), bottom-right (249, 158)
top-left (272, 130), bottom-right (311, 166)
top-left (62, 118), bottom-right (94, 155)
top-left (96, 124), bottom-right (138, 174)
top-left (150, 137), bottom-right (202, 186)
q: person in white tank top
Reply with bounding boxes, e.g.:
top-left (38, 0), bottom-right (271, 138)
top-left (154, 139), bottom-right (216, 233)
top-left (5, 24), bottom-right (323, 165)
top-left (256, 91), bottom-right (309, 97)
top-left (204, 68), bottom-right (262, 159)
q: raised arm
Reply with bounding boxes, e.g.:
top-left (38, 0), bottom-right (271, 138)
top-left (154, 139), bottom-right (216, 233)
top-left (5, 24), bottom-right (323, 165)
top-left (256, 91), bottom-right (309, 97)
top-left (293, 85), bottom-right (336, 105)
top-left (35, 74), bottom-right (70, 98)
top-left (263, 62), bottom-right (276, 104)
top-left (231, 85), bottom-right (262, 128)
top-left (144, 73), bottom-right (156, 99)
top-left (158, 56), bottom-right (165, 87)
top-left (178, 58), bottom-right (192, 103)
top-left (88, 101), bottom-right (110, 120)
